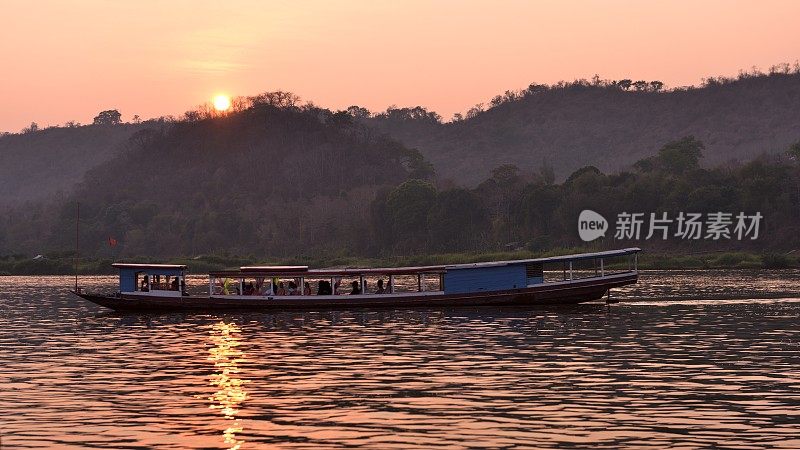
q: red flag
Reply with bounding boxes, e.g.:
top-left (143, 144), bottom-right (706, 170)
top-left (108, 237), bottom-right (118, 247)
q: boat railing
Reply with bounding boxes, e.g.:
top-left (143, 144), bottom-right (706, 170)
top-left (541, 250), bottom-right (638, 283)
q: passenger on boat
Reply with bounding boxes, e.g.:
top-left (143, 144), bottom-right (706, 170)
top-left (317, 280), bottom-right (332, 295)
top-left (140, 275), bottom-right (150, 292)
top-left (244, 281), bottom-right (255, 295)
top-left (303, 282), bottom-right (311, 295)
top-left (261, 281), bottom-right (273, 296)
top-left (221, 278), bottom-right (232, 295)
top-left (276, 282), bottom-right (287, 296)
top-left (350, 280), bottom-right (361, 295)
top-left (333, 278), bottom-right (341, 295)
top-left (288, 281), bottom-right (299, 295)
top-left (171, 277), bottom-right (179, 291)
top-left (375, 279), bottom-right (386, 294)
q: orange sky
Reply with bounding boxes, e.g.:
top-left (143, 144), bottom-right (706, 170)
top-left (1, 0), bottom-right (799, 131)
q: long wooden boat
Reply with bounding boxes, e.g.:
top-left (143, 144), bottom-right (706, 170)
top-left (73, 248), bottom-right (640, 311)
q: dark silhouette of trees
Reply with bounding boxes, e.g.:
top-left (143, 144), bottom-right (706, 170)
top-left (635, 136), bottom-right (704, 173)
top-left (661, 136), bottom-right (704, 171)
top-left (2, 129), bottom-right (800, 260)
top-left (346, 106), bottom-right (371, 119)
top-left (4, 69), bottom-right (800, 262)
top-left (787, 141), bottom-right (800, 160)
top-left (22, 122), bottom-right (39, 133)
top-left (617, 79), bottom-right (633, 90)
top-left (428, 189), bottom-right (489, 251)
top-left (377, 106), bottom-right (442, 124)
top-left (383, 179), bottom-right (437, 251)
top-left (248, 91), bottom-right (300, 108)
top-left (93, 110), bottom-right (122, 125)
top-left (465, 103), bottom-right (484, 119)
top-left (526, 83), bottom-right (548, 95)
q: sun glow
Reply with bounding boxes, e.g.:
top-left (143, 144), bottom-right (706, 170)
top-left (213, 94), bottom-right (232, 112)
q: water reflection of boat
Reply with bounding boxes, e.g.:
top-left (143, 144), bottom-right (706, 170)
top-left (208, 321), bottom-right (247, 450)
top-left (73, 248), bottom-right (640, 311)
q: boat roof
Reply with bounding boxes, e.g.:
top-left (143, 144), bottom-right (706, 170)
top-left (209, 265), bottom-right (446, 278)
top-left (239, 265), bottom-right (309, 273)
top-left (443, 247), bottom-right (641, 269)
top-left (208, 248), bottom-right (640, 278)
top-left (308, 266), bottom-right (447, 276)
top-left (112, 263), bottom-right (187, 270)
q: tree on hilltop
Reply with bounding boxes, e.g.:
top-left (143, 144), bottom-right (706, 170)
top-left (93, 109), bottom-right (122, 125)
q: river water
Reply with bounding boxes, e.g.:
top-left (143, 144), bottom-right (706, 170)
top-left (1, 271), bottom-right (799, 449)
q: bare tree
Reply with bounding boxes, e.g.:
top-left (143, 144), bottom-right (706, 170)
top-left (22, 122), bottom-right (39, 133)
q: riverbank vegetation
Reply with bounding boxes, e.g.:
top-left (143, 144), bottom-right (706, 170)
top-left (0, 249), bottom-right (796, 276)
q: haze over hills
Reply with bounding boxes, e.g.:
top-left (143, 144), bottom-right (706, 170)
top-left (2, 99), bottom-right (432, 258)
top-left (0, 123), bottom-right (147, 205)
top-left (1, 69), bottom-right (800, 265)
top-left (2, 69), bottom-right (799, 201)
top-left (368, 71), bottom-right (800, 184)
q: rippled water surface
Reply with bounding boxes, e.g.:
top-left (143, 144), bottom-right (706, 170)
top-left (1, 271), bottom-right (800, 449)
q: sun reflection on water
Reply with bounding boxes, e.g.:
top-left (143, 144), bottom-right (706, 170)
top-left (208, 321), bottom-right (248, 450)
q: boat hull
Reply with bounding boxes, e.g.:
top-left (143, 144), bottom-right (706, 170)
top-left (73, 272), bottom-right (637, 312)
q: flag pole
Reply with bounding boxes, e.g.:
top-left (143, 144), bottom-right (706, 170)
top-left (74, 202), bottom-right (80, 292)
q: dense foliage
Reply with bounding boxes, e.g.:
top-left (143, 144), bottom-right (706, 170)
top-left (1, 100), bottom-right (434, 259)
top-left (2, 68), bottom-right (800, 271)
top-left (1, 117), bottom-right (798, 268)
top-left (0, 123), bottom-right (147, 205)
top-left (365, 68), bottom-right (800, 184)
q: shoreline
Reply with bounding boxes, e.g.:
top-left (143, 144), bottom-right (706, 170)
top-left (0, 250), bottom-right (796, 276)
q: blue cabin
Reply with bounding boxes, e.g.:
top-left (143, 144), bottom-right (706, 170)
top-left (443, 261), bottom-right (540, 294)
top-left (112, 263), bottom-right (187, 294)
top-left (442, 248), bottom-right (640, 294)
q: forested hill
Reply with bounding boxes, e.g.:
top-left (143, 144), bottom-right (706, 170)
top-left (0, 123), bottom-right (146, 205)
top-left (3, 101), bottom-right (431, 258)
top-left (3, 70), bottom-right (800, 266)
top-left (4, 70), bottom-right (800, 201)
top-left (367, 71), bottom-right (800, 184)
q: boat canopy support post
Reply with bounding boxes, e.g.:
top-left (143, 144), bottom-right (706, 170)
top-left (74, 202), bottom-right (80, 293)
top-left (600, 258), bottom-right (604, 277)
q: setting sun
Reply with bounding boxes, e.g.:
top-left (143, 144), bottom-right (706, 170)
top-left (213, 94), bottom-right (231, 112)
